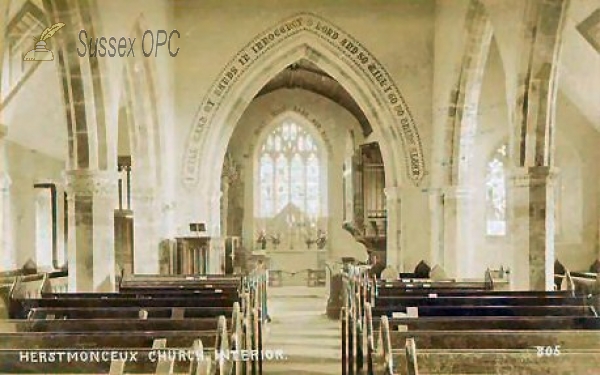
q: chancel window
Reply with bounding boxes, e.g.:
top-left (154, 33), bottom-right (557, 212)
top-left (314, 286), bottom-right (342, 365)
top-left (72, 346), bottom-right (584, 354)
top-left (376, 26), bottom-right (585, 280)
top-left (485, 143), bottom-right (507, 236)
top-left (257, 121), bottom-right (323, 219)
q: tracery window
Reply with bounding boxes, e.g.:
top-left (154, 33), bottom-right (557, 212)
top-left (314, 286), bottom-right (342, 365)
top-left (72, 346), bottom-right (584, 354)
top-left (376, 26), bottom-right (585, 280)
top-left (257, 121), bottom-right (323, 219)
top-left (485, 143), bottom-right (507, 236)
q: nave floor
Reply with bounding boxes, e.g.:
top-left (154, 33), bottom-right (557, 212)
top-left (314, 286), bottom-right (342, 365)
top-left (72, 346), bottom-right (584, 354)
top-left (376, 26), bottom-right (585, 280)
top-left (262, 286), bottom-right (340, 374)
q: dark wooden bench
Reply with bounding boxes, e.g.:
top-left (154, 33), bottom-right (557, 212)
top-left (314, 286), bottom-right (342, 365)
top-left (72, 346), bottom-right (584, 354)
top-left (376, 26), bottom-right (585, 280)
top-left (42, 288), bottom-right (240, 299)
top-left (345, 289), bottom-right (597, 374)
top-left (10, 296), bottom-right (239, 319)
top-left (376, 316), bottom-right (600, 375)
top-left (4, 272), bottom-right (266, 375)
top-left (0, 330), bottom-right (225, 374)
top-left (0, 317), bottom-right (228, 333)
top-left (28, 306), bottom-right (235, 320)
top-left (373, 295), bottom-right (592, 307)
top-left (372, 305), bottom-right (594, 317)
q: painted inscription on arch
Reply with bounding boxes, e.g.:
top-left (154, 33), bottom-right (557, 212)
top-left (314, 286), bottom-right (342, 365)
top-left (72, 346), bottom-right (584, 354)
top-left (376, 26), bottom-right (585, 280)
top-left (183, 12), bottom-right (425, 186)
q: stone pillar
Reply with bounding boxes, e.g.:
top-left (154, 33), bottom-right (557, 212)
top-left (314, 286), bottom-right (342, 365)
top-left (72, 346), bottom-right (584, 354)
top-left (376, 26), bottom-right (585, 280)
top-left (509, 167), bottom-right (556, 290)
top-left (441, 186), bottom-right (472, 277)
top-left (385, 186), bottom-right (402, 271)
top-left (0, 124), bottom-right (14, 270)
top-left (132, 186), bottom-right (160, 274)
top-left (64, 170), bottom-right (118, 292)
top-left (428, 189), bottom-right (444, 268)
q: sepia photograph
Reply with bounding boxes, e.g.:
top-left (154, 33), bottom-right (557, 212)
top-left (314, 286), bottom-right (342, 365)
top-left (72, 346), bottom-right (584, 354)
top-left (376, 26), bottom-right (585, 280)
top-left (0, 0), bottom-right (599, 374)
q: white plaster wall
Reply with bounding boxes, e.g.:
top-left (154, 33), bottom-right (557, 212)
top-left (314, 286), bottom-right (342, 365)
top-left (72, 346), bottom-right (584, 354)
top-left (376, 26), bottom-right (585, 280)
top-left (554, 92), bottom-right (600, 271)
top-left (6, 142), bottom-right (63, 269)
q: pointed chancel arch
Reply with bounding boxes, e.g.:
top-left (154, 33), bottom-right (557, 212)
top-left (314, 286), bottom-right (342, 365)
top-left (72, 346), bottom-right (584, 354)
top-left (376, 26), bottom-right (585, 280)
top-left (182, 13), bottom-right (426, 233)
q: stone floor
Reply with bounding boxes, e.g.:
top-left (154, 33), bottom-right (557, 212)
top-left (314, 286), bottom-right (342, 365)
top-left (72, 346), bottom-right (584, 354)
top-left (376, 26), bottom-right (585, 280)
top-left (262, 286), bottom-right (340, 374)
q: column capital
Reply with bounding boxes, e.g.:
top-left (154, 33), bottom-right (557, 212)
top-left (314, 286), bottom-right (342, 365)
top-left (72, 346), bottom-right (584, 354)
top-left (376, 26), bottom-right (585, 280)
top-left (508, 166), bottom-right (559, 187)
top-left (441, 185), bottom-right (472, 199)
top-left (63, 170), bottom-right (118, 197)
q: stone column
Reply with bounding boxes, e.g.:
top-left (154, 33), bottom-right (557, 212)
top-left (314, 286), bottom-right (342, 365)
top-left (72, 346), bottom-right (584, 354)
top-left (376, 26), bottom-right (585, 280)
top-left (0, 124), bottom-right (14, 270)
top-left (509, 167), bottom-right (556, 290)
top-left (64, 170), bottom-right (118, 292)
top-left (385, 186), bottom-right (402, 271)
top-left (132, 186), bottom-right (160, 274)
top-left (441, 186), bottom-right (472, 277)
top-left (428, 189), bottom-right (444, 268)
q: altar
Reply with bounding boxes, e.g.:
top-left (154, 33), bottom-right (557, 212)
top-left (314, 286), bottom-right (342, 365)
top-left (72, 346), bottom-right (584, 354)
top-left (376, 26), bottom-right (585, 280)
top-left (256, 249), bottom-right (328, 275)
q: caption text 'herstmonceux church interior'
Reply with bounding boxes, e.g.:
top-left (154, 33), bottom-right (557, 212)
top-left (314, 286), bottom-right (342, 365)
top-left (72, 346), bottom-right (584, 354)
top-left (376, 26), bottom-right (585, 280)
top-left (0, 0), bottom-right (599, 374)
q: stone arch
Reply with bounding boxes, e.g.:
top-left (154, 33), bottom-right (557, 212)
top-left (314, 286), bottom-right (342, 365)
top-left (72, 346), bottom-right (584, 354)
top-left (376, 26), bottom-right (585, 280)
top-left (444, 0), bottom-right (493, 186)
top-left (512, 0), bottom-right (570, 168)
top-left (182, 13), bottom-right (426, 231)
top-left (119, 17), bottom-right (162, 189)
top-left (434, 0), bottom-right (493, 277)
top-left (116, 16), bottom-right (163, 273)
top-left (43, 0), bottom-right (108, 171)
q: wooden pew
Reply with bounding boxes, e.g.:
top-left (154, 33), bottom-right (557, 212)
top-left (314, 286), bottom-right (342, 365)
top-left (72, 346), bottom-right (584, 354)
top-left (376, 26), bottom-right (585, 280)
top-left (28, 306), bottom-right (233, 320)
top-left (4, 304), bottom-right (245, 374)
top-left (377, 316), bottom-right (600, 375)
top-left (6, 273), bottom-right (265, 375)
top-left (119, 274), bottom-right (242, 291)
top-left (373, 295), bottom-right (592, 307)
top-left (0, 330), bottom-right (224, 374)
top-left (372, 284), bottom-right (576, 297)
top-left (348, 288), bottom-right (596, 374)
top-left (362, 305), bottom-right (600, 374)
top-left (24, 305), bottom-right (262, 374)
top-left (385, 329), bottom-right (600, 350)
top-left (0, 317), bottom-right (228, 333)
top-left (371, 305), bottom-right (594, 317)
top-left (374, 315), bottom-right (600, 331)
top-left (9, 296), bottom-right (238, 319)
top-left (42, 288), bottom-right (240, 299)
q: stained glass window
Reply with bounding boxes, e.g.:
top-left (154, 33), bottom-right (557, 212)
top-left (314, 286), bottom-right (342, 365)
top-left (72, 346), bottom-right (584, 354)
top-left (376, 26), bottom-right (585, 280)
top-left (486, 143), bottom-right (507, 236)
top-left (258, 121), bottom-right (322, 218)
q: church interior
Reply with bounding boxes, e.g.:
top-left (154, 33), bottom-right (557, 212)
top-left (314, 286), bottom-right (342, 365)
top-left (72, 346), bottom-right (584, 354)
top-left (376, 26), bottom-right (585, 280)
top-left (0, 0), bottom-right (599, 374)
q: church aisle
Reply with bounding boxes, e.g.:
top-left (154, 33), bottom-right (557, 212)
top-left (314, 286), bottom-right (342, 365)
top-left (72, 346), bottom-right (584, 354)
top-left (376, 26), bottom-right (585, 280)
top-left (262, 286), bottom-right (341, 374)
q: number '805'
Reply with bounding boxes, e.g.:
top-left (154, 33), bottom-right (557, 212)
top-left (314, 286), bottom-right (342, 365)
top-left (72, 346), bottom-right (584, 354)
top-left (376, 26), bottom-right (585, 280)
top-left (536, 345), bottom-right (561, 357)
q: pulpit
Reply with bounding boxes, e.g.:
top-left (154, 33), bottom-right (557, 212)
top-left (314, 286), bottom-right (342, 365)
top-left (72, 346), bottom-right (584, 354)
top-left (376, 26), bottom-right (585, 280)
top-left (161, 236), bottom-right (225, 275)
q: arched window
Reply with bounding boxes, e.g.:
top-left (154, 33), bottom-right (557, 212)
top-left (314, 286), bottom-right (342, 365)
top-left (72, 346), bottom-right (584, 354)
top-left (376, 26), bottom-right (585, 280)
top-left (257, 121), bottom-right (323, 219)
top-left (485, 141), bottom-right (567, 238)
top-left (485, 143), bottom-right (508, 236)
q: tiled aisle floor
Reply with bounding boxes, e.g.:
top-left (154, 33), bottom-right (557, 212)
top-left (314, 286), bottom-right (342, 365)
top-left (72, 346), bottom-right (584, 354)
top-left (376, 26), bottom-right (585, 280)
top-left (262, 286), bottom-right (341, 374)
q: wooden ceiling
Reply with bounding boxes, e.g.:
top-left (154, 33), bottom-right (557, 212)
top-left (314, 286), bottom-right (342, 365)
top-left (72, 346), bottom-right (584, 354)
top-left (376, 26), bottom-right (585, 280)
top-left (255, 59), bottom-right (373, 137)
